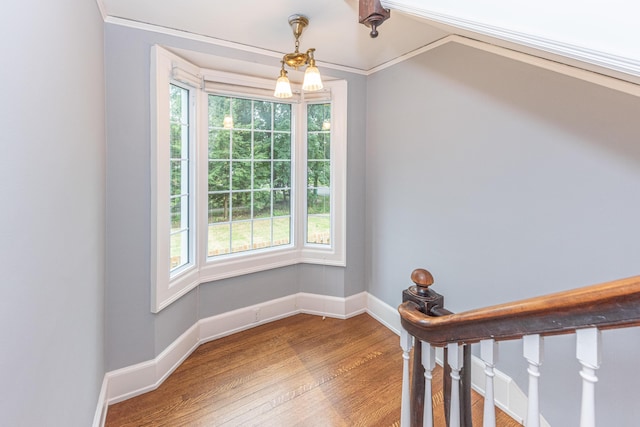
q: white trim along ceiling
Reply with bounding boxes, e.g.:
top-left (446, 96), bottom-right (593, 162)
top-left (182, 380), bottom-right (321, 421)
top-left (97, 0), bottom-right (640, 87)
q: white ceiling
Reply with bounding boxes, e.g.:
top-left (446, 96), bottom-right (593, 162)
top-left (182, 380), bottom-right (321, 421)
top-left (100, 0), bottom-right (640, 87)
top-left (101, 0), bottom-right (448, 72)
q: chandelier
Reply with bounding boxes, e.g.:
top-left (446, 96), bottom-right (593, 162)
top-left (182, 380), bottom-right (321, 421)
top-left (274, 14), bottom-right (323, 98)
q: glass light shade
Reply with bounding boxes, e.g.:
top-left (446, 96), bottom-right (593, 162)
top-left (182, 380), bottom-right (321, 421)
top-left (223, 116), bottom-right (233, 129)
top-left (274, 75), bottom-right (293, 98)
top-left (302, 66), bottom-right (323, 91)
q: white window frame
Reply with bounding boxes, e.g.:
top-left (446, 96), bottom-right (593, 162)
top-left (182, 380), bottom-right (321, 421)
top-left (151, 45), bottom-right (347, 313)
top-left (298, 92), bottom-right (347, 266)
top-left (151, 47), bottom-right (201, 312)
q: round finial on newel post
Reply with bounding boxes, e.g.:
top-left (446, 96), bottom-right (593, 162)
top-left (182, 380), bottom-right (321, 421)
top-left (411, 268), bottom-right (434, 296)
top-left (404, 267), bottom-right (443, 314)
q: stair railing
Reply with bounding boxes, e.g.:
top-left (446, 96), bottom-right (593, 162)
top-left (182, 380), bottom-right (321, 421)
top-left (398, 268), bottom-right (640, 427)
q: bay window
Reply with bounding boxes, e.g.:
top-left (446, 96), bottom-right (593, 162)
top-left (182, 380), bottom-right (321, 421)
top-left (151, 46), bottom-right (347, 313)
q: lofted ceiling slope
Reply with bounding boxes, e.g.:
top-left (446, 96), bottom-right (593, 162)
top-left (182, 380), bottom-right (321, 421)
top-left (100, 0), bottom-right (640, 86)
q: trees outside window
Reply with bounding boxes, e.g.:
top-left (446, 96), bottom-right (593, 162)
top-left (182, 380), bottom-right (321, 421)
top-left (207, 96), bottom-right (293, 256)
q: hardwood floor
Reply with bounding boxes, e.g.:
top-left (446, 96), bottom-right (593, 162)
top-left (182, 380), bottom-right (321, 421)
top-left (106, 313), bottom-right (521, 426)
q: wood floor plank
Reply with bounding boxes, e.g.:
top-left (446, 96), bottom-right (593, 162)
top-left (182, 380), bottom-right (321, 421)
top-left (106, 313), bottom-right (521, 426)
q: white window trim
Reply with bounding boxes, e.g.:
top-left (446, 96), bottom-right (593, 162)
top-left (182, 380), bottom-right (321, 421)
top-left (151, 45), bottom-right (347, 313)
top-left (298, 84), bottom-right (347, 267)
top-left (151, 46), bottom-right (201, 312)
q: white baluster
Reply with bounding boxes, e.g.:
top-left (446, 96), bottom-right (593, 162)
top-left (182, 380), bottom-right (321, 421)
top-left (576, 328), bottom-right (601, 427)
top-left (422, 341), bottom-right (436, 427)
top-left (480, 339), bottom-right (499, 427)
top-left (400, 328), bottom-right (413, 427)
top-left (523, 334), bottom-right (543, 427)
top-left (447, 342), bottom-right (464, 427)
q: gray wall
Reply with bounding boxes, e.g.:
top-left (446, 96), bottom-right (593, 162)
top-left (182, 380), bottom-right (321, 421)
top-left (104, 23), bottom-right (367, 370)
top-left (0, 0), bottom-right (106, 426)
top-left (365, 41), bottom-right (640, 426)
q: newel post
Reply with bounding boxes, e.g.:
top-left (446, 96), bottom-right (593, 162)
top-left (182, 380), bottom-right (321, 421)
top-left (402, 268), bottom-right (444, 426)
top-left (358, 0), bottom-right (391, 38)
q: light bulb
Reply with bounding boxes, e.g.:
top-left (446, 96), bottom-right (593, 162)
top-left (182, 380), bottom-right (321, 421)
top-left (274, 68), bottom-right (293, 98)
top-left (302, 65), bottom-right (323, 92)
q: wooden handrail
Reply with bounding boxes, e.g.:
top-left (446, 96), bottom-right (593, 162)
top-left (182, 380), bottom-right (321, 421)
top-left (399, 275), bottom-right (640, 346)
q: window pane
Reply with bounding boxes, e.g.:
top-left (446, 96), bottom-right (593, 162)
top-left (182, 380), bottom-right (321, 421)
top-left (170, 230), bottom-right (189, 269)
top-left (273, 217), bottom-right (291, 246)
top-left (232, 130), bottom-right (252, 159)
top-left (170, 196), bottom-right (182, 230)
top-left (209, 130), bottom-right (230, 159)
top-left (307, 132), bottom-right (330, 160)
top-left (307, 103), bottom-right (330, 132)
top-left (170, 123), bottom-right (188, 159)
top-left (274, 133), bottom-right (290, 159)
top-left (208, 161), bottom-right (230, 192)
top-left (253, 190), bottom-right (271, 219)
top-left (231, 161), bottom-right (251, 190)
top-left (307, 161), bottom-right (330, 187)
top-left (170, 159), bottom-right (189, 197)
top-left (232, 98), bottom-right (252, 129)
top-left (254, 131), bottom-right (272, 159)
top-left (274, 189), bottom-right (291, 216)
top-left (273, 161), bottom-right (291, 189)
top-left (253, 161), bottom-right (271, 189)
top-left (307, 188), bottom-right (330, 215)
top-left (274, 103), bottom-right (291, 131)
top-left (208, 193), bottom-right (229, 224)
top-left (170, 199), bottom-right (190, 265)
top-left (252, 218), bottom-right (272, 248)
top-left (307, 214), bottom-right (330, 245)
top-left (170, 195), bottom-right (189, 228)
top-left (253, 101), bottom-right (272, 131)
top-left (170, 85), bottom-right (186, 123)
top-left (208, 95), bottom-right (231, 128)
top-left (207, 94), bottom-right (292, 259)
top-left (208, 223), bottom-right (230, 257)
top-left (231, 191), bottom-right (251, 220)
top-left (231, 221), bottom-right (251, 253)
top-left (170, 159), bottom-right (182, 196)
top-left (307, 103), bottom-right (331, 246)
top-left (169, 84), bottom-right (191, 270)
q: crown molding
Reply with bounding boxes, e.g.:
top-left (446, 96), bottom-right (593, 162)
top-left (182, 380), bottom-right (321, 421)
top-left (101, 7), bottom-right (640, 96)
top-left (368, 34), bottom-right (640, 97)
top-left (94, 0), bottom-right (107, 21)
top-left (104, 16), bottom-right (367, 76)
top-left (382, 0), bottom-right (640, 81)
top-left (366, 36), bottom-right (451, 75)
top-left (451, 36), bottom-right (640, 97)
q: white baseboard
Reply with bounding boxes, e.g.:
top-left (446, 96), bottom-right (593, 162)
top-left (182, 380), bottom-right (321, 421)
top-left (365, 292), bottom-right (402, 334)
top-left (103, 292), bottom-right (368, 407)
top-left (97, 292), bottom-right (538, 426)
top-left (297, 291), bottom-right (367, 319)
top-left (199, 294), bottom-right (299, 344)
top-left (92, 375), bottom-right (109, 427)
